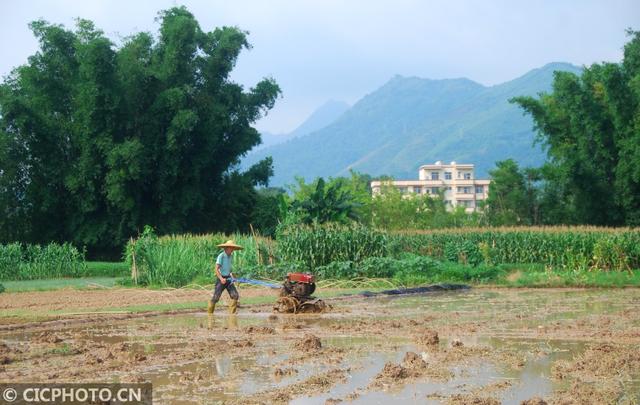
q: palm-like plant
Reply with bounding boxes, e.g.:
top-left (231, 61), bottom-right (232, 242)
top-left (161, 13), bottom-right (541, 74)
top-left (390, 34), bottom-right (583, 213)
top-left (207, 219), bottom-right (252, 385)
top-left (291, 178), bottom-right (361, 224)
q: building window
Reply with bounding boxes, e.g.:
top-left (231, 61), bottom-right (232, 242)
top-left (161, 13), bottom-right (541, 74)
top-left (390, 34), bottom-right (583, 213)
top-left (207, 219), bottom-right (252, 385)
top-left (445, 172), bottom-right (452, 180)
top-left (446, 186), bottom-right (452, 191)
top-left (430, 187), bottom-right (439, 194)
top-left (457, 186), bottom-right (471, 194)
top-left (475, 185), bottom-right (484, 194)
top-left (431, 172), bottom-right (439, 180)
top-left (399, 187), bottom-right (407, 194)
top-left (464, 172), bottom-right (472, 180)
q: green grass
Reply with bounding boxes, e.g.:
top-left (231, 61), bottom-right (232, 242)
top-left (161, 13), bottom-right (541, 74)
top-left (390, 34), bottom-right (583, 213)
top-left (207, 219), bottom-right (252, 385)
top-left (2, 277), bottom-right (125, 292)
top-left (85, 261), bottom-right (130, 277)
top-left (497, 268), bottom-right (640, 288)
top-left (48, 343), bottom-right (74, 355)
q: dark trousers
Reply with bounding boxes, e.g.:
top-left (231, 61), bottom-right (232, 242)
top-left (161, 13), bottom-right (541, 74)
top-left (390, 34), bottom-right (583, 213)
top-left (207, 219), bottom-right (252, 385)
top-left (211, 278), bottom-right (239, 303)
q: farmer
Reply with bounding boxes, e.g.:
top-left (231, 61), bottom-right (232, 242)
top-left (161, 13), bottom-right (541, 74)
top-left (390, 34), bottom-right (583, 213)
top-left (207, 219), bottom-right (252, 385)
top-left (208, 240), bottom-right (243, 315)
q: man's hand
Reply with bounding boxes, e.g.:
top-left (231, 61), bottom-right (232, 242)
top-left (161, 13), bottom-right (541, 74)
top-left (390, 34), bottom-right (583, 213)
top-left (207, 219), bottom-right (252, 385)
top-left (220, 277), bottom-right (227, 284)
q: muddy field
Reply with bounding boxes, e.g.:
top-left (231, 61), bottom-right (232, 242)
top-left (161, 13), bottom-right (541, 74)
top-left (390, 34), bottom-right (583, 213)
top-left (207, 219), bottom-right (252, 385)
top-left (0, 287), bottom-right (279, 322)
top-left (1, 288), bottom-right (639, 404)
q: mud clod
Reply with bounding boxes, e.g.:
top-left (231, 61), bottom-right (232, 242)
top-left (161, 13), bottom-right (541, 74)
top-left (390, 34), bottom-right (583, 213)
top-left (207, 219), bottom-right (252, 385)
top-left (231, 339), bottom-right (254, 348)
top-left (416, 329), bottom-right (439, 346)
top-left (244, 326), bottom-right (275, 334)
top-left (450, 339), bottom-right (464, 347)
top-left (294, 333), bottom-right (322, 351)
top-left (133, 353), bottom-right (146, 362)
top-left (402, 351), bottom-right (426, 368)
top-left (273, 367), bottom-right (298, 378)
top-left (0, 342), bottom-right (15, 364)
top-left (379, 362), bottom-right (409, 379)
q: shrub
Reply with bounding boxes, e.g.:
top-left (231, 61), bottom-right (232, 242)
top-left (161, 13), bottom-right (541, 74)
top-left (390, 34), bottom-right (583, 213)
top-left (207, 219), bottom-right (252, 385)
top-left (313, 254), bottom-right (493, 284)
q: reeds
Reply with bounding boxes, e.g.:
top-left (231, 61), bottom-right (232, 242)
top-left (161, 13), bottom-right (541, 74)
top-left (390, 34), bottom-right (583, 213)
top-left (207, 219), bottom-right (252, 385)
top-left (125, 227), bottom-right (276, 286)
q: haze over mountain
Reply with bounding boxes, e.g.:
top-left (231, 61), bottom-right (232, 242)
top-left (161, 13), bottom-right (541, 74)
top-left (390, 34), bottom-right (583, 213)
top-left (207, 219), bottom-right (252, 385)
top-left (244, 62), bottom-right (582, 186)
top-left (254, 100), bottom-right (349, 151)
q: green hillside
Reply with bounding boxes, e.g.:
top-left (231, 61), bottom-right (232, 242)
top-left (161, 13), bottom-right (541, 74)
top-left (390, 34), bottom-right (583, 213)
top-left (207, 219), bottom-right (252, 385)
top-left (245, 62), bottom-right (582, 185)
top-left (256, 100), bottom-right (349, 151)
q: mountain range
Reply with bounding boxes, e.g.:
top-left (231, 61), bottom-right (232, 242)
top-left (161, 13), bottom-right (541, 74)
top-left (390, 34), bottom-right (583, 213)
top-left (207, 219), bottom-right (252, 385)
top-left (254, 100), bottom-right (350, 151)
top-left (243, 62), bottom-right (582, 186)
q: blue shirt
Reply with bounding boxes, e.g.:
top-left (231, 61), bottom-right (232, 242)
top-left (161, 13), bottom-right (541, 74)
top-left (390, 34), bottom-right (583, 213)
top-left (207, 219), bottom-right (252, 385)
top-left (216, 251), bottom-right (233, 277)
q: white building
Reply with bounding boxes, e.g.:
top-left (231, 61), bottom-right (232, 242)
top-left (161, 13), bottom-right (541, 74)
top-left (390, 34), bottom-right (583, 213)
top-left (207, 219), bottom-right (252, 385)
top-left (370, 161), bottom-right (491, 212)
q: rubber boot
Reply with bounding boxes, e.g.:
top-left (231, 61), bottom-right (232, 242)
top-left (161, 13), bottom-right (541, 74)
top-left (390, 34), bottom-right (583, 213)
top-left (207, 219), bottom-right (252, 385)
top-left (227, 315), bottom-right (238, 329)
top-left (229, 299), bottom-right (238, 314)
top-left (207, 301), bottom-right (215, 314)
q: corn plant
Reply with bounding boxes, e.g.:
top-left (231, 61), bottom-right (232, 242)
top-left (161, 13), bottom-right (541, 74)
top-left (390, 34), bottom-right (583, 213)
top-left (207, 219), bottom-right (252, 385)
top-left (276, 223), bottom-right (389, 270)
top-left (391, 227), bottom-right (640, 271)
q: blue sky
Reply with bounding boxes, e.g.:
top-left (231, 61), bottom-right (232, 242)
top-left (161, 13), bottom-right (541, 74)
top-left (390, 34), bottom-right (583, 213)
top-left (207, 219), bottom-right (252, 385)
top-left (2, 0), bottom-right (638, 133)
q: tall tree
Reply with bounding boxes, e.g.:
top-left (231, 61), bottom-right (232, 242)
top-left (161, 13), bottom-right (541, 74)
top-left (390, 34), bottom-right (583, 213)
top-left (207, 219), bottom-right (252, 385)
top-left (0, 7), bottom-right (280, 254)
top-left (512, 30), bottom-right (640, 226)
top-left (251, 187), bottom-right (288, 237)
top-left (484, 159), bottom-right (537, 226)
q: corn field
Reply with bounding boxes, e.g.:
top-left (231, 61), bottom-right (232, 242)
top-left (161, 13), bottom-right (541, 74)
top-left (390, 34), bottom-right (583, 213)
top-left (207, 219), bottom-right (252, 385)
top-left (276, 223), bottom-right (389, 269)
top-left (0, 242), bottom-right (87, 280)
top-left (392, 227), bottom-right (640, 271)
top-left (124, 225), bottom-right (640, 287)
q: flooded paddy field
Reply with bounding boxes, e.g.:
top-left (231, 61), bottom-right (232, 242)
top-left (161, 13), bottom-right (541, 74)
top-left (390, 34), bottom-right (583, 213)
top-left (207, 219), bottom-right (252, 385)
top-left (1, 288), bottom-right (639, 404)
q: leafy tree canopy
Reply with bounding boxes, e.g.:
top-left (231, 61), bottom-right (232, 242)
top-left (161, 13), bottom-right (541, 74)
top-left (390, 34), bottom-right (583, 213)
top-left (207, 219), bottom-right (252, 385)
top-left (484, 159), bottom-right (540, 226)
top-left (511, 30), bottom-right (640, 226)
top-left (370, 181), bottom-right (479, 230)
top-left (0, 7), bottom-right (280, 255)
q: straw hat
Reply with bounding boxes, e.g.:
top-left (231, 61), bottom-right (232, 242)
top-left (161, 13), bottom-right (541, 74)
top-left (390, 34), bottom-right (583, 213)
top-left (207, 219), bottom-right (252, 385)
top-left (217, 240), bottom-right (243, 250)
